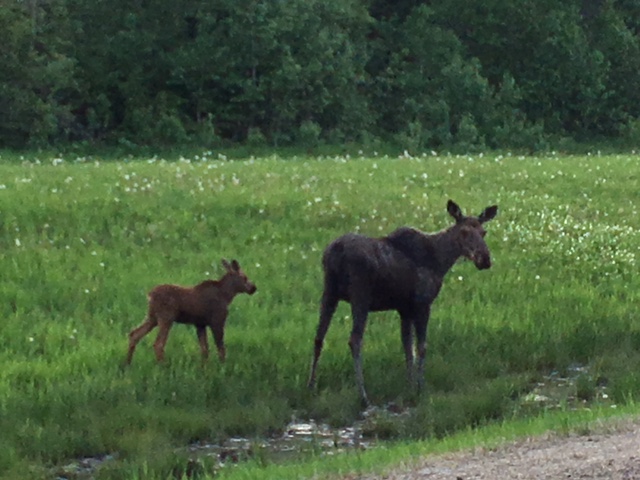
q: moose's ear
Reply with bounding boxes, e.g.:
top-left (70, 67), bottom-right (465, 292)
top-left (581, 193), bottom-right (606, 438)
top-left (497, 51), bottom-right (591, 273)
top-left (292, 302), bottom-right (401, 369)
top-left (221, 259), bottom-right (232, 271)
top-left (447, 200), bottom-right (464, 222)
top-left (231, 259), bottom-right (240, 271)
top-left (479, 205), bottom-right (498, 223)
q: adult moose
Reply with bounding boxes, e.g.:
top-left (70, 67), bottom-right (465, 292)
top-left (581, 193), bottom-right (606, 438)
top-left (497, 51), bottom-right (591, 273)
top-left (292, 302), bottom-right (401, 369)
top-left (307, 200), bottom-right (498, 405)
top-left (126, 259), bottom-right (257, 365)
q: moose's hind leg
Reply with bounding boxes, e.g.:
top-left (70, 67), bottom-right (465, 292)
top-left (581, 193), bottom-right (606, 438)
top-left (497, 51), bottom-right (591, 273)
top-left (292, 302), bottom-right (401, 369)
top-left (308, 286), bottom-right (339, 389)
top-left (348, 300), bottom-right (371, 406)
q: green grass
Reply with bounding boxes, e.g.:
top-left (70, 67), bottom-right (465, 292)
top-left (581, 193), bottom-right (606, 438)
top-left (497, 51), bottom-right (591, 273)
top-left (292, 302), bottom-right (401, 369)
top-left (0, 151), bottom-right (639, 478)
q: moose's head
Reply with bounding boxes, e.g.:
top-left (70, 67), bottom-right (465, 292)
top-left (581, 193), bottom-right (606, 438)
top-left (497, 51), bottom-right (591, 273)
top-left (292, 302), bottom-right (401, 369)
top-left (447, 200), bottom-right (498, 270)
top-left (222, 259), bottom-right (257, 294)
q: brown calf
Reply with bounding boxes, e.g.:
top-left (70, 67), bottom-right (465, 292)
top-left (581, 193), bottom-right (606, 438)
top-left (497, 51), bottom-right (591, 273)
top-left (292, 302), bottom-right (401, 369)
top-left (126, 259), bottom-right (257, 364)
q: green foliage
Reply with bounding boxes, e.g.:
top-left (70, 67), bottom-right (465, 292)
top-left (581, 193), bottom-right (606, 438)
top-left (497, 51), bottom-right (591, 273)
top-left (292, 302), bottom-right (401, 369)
top-left (160, 0), bottom-right (371, 145)
top-left (246, 127), bottom-right (268, 147)
top-left (4, 0), bottom-right (640, 149)
top-left (620, 118), bottom-right (640, 145)
top-left (584, 2), bottom-right (640, 134)
top-left (296, 120), bottom-right (323, 148)
top-left (0, 2), bottom-right (77, 147)
top-left (192, 115), bottom-right (222, 149)
top-left (454, 114), bottom-right (484, 152)
top-left (440, 0), bottom-right (615, 139)
top-left (370, 5), bottom-right (476, 145)
top-left (396, 120), bottom-right (430, 154)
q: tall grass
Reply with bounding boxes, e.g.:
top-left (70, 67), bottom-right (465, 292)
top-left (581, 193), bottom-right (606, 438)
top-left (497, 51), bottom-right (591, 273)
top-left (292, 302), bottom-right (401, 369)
top-left (0, 152), bottom-right (639, 478)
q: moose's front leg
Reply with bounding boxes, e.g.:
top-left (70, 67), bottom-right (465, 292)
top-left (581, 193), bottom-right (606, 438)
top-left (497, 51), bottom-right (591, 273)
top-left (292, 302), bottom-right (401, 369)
top-left (308, 286), bottom-right (339, 389)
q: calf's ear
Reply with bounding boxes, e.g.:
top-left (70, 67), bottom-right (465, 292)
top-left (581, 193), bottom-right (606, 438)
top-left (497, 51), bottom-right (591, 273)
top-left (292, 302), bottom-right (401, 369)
top-left (221, 259), bottom-right (232, 271)
top-left (447, 200), bottom-right (464, 222)
top-left (231, 259), bottom-right (240, 271)
top-left (478, 205), bottom-right (498, 223)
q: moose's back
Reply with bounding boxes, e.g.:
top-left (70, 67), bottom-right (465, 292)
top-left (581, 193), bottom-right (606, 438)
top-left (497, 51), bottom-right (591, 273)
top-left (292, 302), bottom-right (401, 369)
top-left (322, 231), bottom-right (427, 311)
top-left (149, 282), bottom-right (227, 325)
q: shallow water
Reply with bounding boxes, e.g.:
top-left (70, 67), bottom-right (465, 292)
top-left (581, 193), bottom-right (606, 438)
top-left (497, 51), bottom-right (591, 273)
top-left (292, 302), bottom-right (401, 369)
top-left (54, 454), bottom-right (116, 480)
top-left (54, 407), bottom-right (400, 479)
top-left (520, 363), bottom-right (612, 410)
top-left (186, 417), bottom-right (373, 467)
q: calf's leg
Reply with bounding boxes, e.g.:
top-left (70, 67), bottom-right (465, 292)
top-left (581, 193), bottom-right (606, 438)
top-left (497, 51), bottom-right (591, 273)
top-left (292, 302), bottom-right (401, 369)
top-left (153, 319), bottom-right (174, 362)
top-left (126, 316), bottom-right (156, 364)
top-left (211, 324), bottom-right (226, 362)
top-left (196, 325), bottom-right (209, 360)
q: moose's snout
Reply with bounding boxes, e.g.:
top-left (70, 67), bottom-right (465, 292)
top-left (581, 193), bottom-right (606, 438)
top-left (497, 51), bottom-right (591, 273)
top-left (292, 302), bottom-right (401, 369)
top-left (474, 254), bottom-right (492, 270)
top-left (247, 283), bottom-right (257, 294)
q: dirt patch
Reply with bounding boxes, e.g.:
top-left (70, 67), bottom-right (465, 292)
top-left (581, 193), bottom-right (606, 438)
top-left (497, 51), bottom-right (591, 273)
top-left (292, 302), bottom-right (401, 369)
top-left (355, 418), bottom-right (640, 480)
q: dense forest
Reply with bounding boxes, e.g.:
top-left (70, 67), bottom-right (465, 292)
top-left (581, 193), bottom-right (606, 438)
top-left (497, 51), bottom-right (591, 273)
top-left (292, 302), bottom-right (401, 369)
top-left (2, 0), bottom-right (640, 151)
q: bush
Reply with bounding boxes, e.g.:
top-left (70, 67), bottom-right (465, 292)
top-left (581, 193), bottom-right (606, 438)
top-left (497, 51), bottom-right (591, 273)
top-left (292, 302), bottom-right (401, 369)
top-left (154, 114), bottom-right (189, 145)
top-left (192, 114), bottom-right (222, 149)
top-left (395, 120), bottom-right (431, 154)
top-left (453, 114), bottom-right (485, 152)
top-left (297, 120), bottom-right (323, 148)
top-left (246, 127), bottom-right (268, 147)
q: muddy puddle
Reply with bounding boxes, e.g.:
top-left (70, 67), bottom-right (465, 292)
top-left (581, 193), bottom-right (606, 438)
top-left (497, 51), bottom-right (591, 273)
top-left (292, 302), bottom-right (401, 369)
top-left (54, 454), bottom-right (117, 480)
top-left (54, 405), bottom-right (407, 479)
top-left (519, 363), bottom-right (613, 412)
top-left (186, 418), bottom-right (370, 465)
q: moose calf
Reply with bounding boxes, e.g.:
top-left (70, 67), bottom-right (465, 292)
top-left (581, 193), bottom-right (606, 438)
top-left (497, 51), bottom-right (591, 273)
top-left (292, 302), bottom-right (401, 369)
top-left (307, 200), bottom-right (498, 405)
top-left (126, 259), bottom-right (257, 364)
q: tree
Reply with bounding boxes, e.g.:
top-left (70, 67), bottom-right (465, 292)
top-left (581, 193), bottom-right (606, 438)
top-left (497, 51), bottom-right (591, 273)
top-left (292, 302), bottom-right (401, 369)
top-left (429, 0), bottom-right (608, 137)
top-left (0, 0), bottom-right (76, 147)
top-left (367, 5), bottom-right (496, 149)
top-left (167, 0), bottom-right (372, 144)
top-left (582, 0), bottom-right (640, 134)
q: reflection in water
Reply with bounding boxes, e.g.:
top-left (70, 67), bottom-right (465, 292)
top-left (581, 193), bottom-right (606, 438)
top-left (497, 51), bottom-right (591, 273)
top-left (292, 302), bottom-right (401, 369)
top-left (186, 418), bottom-right (373, 466)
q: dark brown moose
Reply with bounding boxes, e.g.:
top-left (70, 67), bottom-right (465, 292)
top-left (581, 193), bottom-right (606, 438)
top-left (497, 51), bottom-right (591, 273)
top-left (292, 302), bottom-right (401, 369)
top-left (307, 200), bottom-right (498, 405)
top-left (126, 259), bottom-right (257, 365)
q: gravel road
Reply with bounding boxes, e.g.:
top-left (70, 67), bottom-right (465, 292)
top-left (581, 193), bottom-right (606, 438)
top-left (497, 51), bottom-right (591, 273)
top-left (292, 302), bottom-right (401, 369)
top-left (353, 418), bottom-right (640, 480)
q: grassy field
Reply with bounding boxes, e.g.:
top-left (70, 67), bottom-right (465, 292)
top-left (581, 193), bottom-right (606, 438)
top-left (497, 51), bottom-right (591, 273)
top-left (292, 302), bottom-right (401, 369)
top-left (0, 151), bottom-right (639, 479)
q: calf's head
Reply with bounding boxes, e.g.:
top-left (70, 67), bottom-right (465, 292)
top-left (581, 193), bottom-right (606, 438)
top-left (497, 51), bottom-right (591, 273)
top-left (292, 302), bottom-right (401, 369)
top-left (447, 200), bottom-right (498, 270)
top-left (222, 259), bottom-right (257, 294)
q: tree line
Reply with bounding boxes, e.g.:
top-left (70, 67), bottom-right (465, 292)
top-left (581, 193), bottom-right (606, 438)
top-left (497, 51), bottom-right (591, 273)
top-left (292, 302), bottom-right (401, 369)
top-left (2, 0), bottom-right (640, 151)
